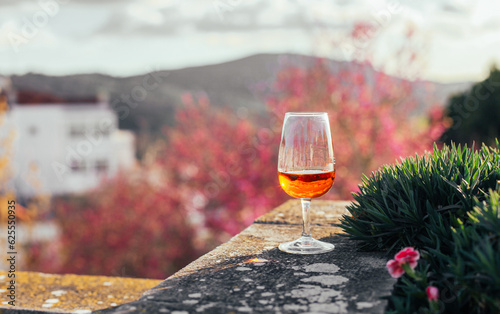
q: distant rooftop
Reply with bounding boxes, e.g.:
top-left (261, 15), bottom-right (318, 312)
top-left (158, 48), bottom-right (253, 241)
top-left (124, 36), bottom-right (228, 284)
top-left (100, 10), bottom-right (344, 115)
top-left (16, 90), bottom-right (99, 105)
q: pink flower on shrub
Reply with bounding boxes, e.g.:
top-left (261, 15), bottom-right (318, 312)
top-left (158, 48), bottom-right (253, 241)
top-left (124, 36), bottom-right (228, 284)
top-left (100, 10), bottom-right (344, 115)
top-left (426, 286), bottom-right (439, 301)
top-left (395, 247), bottom-right (420, 268)
top-left (386, 247), bottom-right (420, 278)
top-left (386, 259), bottom-right (405, 278)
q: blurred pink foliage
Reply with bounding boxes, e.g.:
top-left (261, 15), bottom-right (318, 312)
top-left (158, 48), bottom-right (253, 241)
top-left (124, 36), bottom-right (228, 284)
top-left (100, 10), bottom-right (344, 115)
top-left (31, 173), bottom-right (200, 278)
top-left (268, 59), bottom-right (446, 198)
top-left (154, 94), bottom-right (287, 239)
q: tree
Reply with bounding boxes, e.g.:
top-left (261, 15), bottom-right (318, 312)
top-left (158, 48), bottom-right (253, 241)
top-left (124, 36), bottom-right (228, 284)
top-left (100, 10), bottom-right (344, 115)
top-left (265, 59), bottom-right (445, 199)
top-left (441, 66), bottom-right (500, 146)
top-left (154, 94), bottom-right (287, 240)
top-left (44, 173), bottom-right (201, 278)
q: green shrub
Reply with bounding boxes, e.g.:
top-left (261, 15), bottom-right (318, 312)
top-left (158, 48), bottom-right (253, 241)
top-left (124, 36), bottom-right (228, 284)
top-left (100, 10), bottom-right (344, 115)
top-left (388, 190), bottom-right (500, 313)
top-left (340, 142), bottom-right (500, 253)
top-left (339, 142), bottom-right (500, 313)
top-left (438, 190), bottom-right (500, 312)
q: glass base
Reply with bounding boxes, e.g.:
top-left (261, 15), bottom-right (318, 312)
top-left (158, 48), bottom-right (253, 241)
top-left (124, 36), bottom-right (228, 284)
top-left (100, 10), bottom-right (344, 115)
top-left (278, 236), bottom-right (335, 255)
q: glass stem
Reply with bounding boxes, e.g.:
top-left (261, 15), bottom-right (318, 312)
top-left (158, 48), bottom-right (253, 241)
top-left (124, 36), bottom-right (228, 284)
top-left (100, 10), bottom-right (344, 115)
top-left (301, 198), bottom-right (312, 237)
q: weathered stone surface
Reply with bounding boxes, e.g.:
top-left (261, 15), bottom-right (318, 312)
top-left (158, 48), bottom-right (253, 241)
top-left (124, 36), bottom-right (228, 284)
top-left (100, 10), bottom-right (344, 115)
top-left (0, 271), bottom-right (161, 313)
top-left (256, 200), bottom-right (351, 226)
top-left (167, 200), bottom-right (349, 280)
top-left (96, 200), bottom-right (396, 313)
top-left (0, 201), bottom-right (395, 313)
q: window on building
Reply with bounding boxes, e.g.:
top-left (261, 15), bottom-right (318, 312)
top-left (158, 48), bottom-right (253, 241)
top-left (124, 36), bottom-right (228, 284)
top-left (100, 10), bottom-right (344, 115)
top-left (91, 126), bottom-right (109, 138)
top-left (28, 125), bottom-right (38, 136)
top-left (95, 159), bottom-right (109, 174)
top-left (69, 125), bottom-right (85, 137)
top-left (98, 124), bottom-right (111, 137)
top-left (70, 160), bottom-right (86, 173)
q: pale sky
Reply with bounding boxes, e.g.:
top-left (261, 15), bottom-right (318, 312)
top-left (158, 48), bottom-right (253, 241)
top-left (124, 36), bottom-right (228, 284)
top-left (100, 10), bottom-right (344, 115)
top-left (0, 0), bottom-right (499, 82)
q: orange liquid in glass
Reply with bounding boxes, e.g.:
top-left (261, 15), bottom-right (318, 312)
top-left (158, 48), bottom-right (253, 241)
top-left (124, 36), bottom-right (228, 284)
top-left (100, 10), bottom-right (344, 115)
top-left (278, 170), bottom-right (335, 198)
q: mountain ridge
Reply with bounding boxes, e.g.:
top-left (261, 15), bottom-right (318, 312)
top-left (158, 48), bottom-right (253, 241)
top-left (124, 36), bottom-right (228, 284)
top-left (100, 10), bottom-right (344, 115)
top-left (8, 53), bottom-right (472, 133)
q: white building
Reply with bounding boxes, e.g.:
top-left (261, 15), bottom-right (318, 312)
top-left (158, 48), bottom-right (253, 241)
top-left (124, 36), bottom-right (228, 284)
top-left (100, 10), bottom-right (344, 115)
top-left (1, 78), bottom-right (136, 197)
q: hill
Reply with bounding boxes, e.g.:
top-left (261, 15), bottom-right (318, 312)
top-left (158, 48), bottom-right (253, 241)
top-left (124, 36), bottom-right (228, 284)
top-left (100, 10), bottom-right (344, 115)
top-left (9, 53), bottom-right (471, 133)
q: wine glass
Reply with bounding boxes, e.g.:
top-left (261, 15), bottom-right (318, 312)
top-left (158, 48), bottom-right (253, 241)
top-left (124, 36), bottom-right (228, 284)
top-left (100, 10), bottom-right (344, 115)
top-left (278, 112), bottom-right (335, 254)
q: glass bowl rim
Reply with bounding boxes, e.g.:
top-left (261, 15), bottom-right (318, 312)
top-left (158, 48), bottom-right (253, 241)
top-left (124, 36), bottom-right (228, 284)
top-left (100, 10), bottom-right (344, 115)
top-left (284, 112), bottom-right (328, 116)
